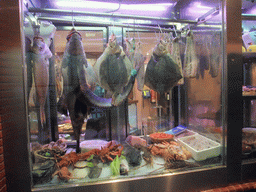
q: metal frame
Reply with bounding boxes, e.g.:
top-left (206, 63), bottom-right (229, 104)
top-left (32, 166), bottom-right (227, 192)
top-left (224, 0), bottom-right (243, 183)
top-left (28, 8), bottom-right (198, 24)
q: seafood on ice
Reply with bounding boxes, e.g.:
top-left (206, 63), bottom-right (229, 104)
top-left (79, 141), bottom-right (124, 163)
top-left (148, 141), bottom-right (192, 162)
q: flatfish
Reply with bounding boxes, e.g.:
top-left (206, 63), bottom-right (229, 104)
top-left (94, 33), bottom-right (133, 95)
top-left (144, 37), bottom-right (182, 94)
top-left (58, 28), bottom-right (112, 152)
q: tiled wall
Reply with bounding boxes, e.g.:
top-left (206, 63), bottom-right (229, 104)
top-left (0, 117), bottom-right (6, 191)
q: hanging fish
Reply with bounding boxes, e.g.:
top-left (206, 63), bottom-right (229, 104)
top-left (183, 31), bottom-right (199, 78)
top-left (171, 36), bottom-right (184, 85)
top-left (57, 28), bottom-right (112, 153)
top-left (208, 32), bottom-right (221, 78)
top-left (125, 38), bottom-right (146, 91)
top-left (111, 37), bottom-right (145, 106)
top-left (31, 36), bottom-right (52, 125)
top-left (93, 33), bottom-right (133, 98)
top-left (144, 36), bottom-right (182, 95)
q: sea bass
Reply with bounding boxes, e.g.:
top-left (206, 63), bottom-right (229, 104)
top-left (31, 36), bottom-right (52, 125)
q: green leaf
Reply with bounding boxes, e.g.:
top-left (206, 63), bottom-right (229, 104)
top-left (45, 152), bottom-right (51, 157)
top-left (87, 154), bottom-right (94, 161)
top-left (120, 155), bottom-right (126, 160)
top-left (110, 155), bottom-right (121, 176)
top-left (87, 162), bottom-right (94, 168)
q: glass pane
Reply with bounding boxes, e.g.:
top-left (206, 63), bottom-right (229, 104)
top-left (24, 0), bottom-right (225, 189)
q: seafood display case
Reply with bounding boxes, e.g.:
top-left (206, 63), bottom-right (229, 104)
top-left (0, 0), bottom-right (249, 191)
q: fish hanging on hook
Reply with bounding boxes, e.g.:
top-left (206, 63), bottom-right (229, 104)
top-left (144, 32), bottom-right (182, 106)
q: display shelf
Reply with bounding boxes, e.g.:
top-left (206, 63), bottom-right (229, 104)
top-left (243, 52), bottom-right (256, 63)
top-left (242, 95), bottom-right (256, 100)
top-left (243, 53), bottom-right (256, 127)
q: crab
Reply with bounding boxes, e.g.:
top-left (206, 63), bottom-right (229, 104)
top-left (98, 141), bottom-right (124, 163)
top-left (52, 167), bottom-right (73, 182)
top-left (55, 152), bottom-right (80, 168)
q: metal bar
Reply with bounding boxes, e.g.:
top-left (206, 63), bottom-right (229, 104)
top-left (37, 16), bottom-right (177, 32)
top-left (242, 14), bottom-right (256, 20)
top-left (180, 7), bottom-right (220, 32)
top-left (29, 8), bottom-right (197, 24)
top-left (197, 6), bottom-right (220, 24)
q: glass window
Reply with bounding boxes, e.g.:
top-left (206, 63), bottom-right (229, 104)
top-left (24, 0), bottom-right (226, 190)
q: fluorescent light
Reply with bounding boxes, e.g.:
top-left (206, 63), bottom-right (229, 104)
top-left (187, 2), bottom-right (213, 15)
top-left (121, 3), bottom-right (173, 12)
top-left (56, 0), bottom-right (119, 10)
top-left (194, 2), bottom-right (212, 10)
top-left (55, 0), bottom-right (173, 12)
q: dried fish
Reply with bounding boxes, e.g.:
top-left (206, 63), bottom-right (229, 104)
top-left (183, 31), bottom-right (199, 78)
top-left (209, 32), bottom-right (221, 77)
top-left (171, 37), bottom-right (184, 85)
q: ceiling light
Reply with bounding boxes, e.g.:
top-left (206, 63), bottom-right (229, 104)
top-left (55, 0), bottom-right (174, 12)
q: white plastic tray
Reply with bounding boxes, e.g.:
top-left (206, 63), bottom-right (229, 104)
top-left (178, 134), bottom-right (221, 161)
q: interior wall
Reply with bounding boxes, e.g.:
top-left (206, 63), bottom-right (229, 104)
top-left (0, 0), bottom-right (32, 191)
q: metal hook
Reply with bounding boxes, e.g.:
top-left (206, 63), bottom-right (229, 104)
top-left (32, 20), bottom-right (40, 37)
top-left (137, 30), bottom-right (142, 45)
top-left (158, 24), bottom-right (163, 34)
top-left (186, 24), bottom-right (191, 36)
top-left (72, 10), bottom-right (75, 28)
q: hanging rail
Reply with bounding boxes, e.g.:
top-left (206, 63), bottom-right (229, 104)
top-left (29, 8), bottom-right (198, 24)
top-left (181, 6), bottom-right (220, 32)
top-left (37, 16), bottom-right (178, 32)
top-left (242, 14), bottom-right (256, 20)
